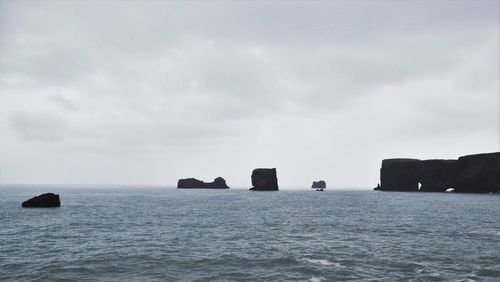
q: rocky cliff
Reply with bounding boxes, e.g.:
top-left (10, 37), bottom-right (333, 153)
top-left (453, 152), bottom-right (500, 193)
top-left (379, 159), bottom-right (420, 191)
top-left (375, 152), bottom-right (500, 193)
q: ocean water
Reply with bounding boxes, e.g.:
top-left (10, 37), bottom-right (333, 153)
top-left (1, 185), bottom-right (500, 281)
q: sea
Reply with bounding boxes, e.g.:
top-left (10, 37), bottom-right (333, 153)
top-left (1, 185), bottom-right (500, 281)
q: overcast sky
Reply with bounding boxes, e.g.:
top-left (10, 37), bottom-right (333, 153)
top-left (0, 0), bottom-right (498, 189)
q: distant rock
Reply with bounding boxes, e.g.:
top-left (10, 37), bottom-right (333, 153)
top-left (453, 152), bottom-right (500, 193)
top-left (177, 177), bottom-right (229, 189)
top-left (22, 193), bottom-right (61, 208)
top-left (419, 159), bottom-right (457, 192)
top-left (312, 180), bottom-right (326, 189)
top-left (374, 152), bottom-right (500, 193)
top-left (250, 168), bottom-right (279, 191)
top-left (379, 158), bottom-right (420, 191)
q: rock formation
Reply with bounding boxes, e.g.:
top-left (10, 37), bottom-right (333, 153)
top-left (419, 159), bottom-right (457, 192)
top-left (22, 193), bottom-right (61, 208)
top-left (250, 168), bottom-right (279, 191)
top-left (453, 152), bottom-right (500, 193)
top-left (374, 152), bottom-right (500, 193)
top-left (312, 180), bottom-right (326, 189)
top-left (379, 158), bottom-right (420, 191)
top-left (177, 177), bottom-right (229, 189)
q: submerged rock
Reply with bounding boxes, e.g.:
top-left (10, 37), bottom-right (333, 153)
top-left (22, 193), bottom-right (61, 208)
top-left (177, 177), bottom-right (229, 189)
top-left (312, 180), bottom-right (326, 189)
top-left (378, 158), bottom-right (420, 191)
top-left (453, 152), bottom-right (500, 193)
top-left (250, 168), bottom-right (279, 191)
top-left (419, 159), bottom-right (457, 192)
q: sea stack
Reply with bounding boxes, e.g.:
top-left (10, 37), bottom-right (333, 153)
top-left (250, 168), bottom-right (279, 191)
top-left (312, 180), bottom-right (326, 189)
top-left (177, 177), bottom-right (229, 189)
top-left (22, 193), bottom-right (61, 208)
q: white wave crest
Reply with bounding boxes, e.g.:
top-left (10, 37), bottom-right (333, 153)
top-left (308, 276), bottom-right (326, 282)
top-left (301, 258), bottom-right (343, 267)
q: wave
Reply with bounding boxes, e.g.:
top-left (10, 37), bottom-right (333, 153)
top-left (301, 258), bottom-right (343, 268)
top-left (308, 276), bottom-right (326, 282)
top-left (466, 230), bottom-right (500, 238)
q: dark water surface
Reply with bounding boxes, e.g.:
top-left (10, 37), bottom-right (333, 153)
top-left (1, 185), bottom-right (500, 281)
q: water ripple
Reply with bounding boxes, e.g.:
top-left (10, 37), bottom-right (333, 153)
top-left (1, 186), bottom-right (500, 281)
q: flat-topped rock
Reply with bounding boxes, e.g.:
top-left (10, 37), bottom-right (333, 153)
top-left (453, 152), bottom-right (500, 193)
top-left (22, 193), bottom-right (61, 208)
top-left (312, 180), bottom-right (326, 189)
top-left (374, 152), bottom-right (500, 193)
top-left (379, 158), bottom-right (421, 191)
top-left (250, 168), bottom-right (279, 191)
top-left (177, 177), bottom-right (229, 189)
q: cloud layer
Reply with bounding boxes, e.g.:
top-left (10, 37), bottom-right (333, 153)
top-left (0, 0), bottom-right (498, 188)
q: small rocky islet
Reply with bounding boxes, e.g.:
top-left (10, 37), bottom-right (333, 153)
top-left (21, 193), bottom-right (61, 208)
top-left (312, 180), bottom-right (326, 189)
top-left (312, 180), bottom-right (326, 191)
top-left (177, 177), bottom-right (229, 189)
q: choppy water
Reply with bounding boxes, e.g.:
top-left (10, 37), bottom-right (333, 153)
top-left (1, 185), bottom-right (500, 281)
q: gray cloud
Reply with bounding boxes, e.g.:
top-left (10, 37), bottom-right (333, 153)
top-left (8, 112), bottom-right (69, 141)
top-left (0, 0), bottom-right (498, 187)
top-left (49, 94), bottom-right (78, 111)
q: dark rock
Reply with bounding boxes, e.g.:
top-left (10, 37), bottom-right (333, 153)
top-left (22, 193), bottom-right (61, 208)
top-left (374, 152), bottom-right (500, 193)
top-left (177, 177), bottom-right (229, 189)
top-left (378, 158), bottom-right (420, 191)
top-left (312, 180), bottom-right (326, 189)
top-left (211, 177), bottom-right (229, 188)
top-left (453, 152), bottom-right (500, 193)
top-left (419, 159), bottom-right (457, 192)
top-left (250, 168), bottom-right (279, 191)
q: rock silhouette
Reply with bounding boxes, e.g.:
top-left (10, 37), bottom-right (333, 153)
top-left (375, 152), bottom-right (500, 193)
top-left (250, 168), bottom-right (279, 191)
top-left (177, 177), bottom-right (229, 189)
top-left (419, 159), bottom-right (457, 192)
top-left (22, 193), bottom-right (61, 208)
top-left (453, 152), bottom-right (500, 193)
top-left (312, 180), bottom-right (326, 189)
top-left (379, 159), bottom-right (420, 191)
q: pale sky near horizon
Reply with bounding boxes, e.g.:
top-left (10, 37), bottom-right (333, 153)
top-left (0, 0), bottom-right (499, 189)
